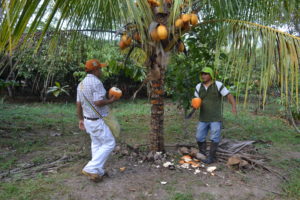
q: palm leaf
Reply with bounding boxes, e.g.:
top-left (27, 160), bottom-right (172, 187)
top-left (196, 19), bottom-right (300, 109)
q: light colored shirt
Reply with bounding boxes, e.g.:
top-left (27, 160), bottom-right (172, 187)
top-left (194, 81), bottom-right (229, 97)
top-left (77, 74), bottom-right (109, 118)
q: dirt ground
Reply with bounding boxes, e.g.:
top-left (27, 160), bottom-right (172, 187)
top-left (1, 130), bottom-right (298, 200)
top-left (30, 133), bottom-right (289, 200)
top-left (54, 153), bottom-right (284, 200)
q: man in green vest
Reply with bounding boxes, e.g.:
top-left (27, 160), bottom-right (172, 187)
top-left (194, 67), bottom-right (237, 164)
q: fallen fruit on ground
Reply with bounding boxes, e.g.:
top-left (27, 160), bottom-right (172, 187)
top-left (207, 166), bottom-right (217, 173)
top-left (227, 156), bottom-right (242, 166)
top-left (119, 167), bottom-right (126, 172)
top-left (181, 155), bottom-right (192, 162)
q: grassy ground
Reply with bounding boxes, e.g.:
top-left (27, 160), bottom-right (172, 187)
top-left (0, 99), bottom-right (299, 199)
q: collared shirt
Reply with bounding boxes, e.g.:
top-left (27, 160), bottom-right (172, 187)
top-left (194, 81), bottom-right (229, 97)
top-left (76, 74), bottom-right (109, 118)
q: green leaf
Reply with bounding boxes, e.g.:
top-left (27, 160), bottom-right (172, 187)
top-left (55, 82), bottom-right (61, 88)
top-left (53, 90), bottom-right (60, 97)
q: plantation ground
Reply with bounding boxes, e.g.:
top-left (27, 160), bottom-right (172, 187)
top-left (0, 99), bottom-right (299, 200)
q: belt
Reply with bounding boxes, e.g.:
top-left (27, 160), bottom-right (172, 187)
top-left (84, 116), bottom-right (100, 121)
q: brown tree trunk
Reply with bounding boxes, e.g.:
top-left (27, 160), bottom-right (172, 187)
top-left (150, 79), bottom-right (165, 152)
top-left (149, 53), bottom-right (167, 152)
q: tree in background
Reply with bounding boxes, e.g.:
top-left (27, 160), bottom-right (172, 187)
top-left (0, 34), bottom-right (146, 101)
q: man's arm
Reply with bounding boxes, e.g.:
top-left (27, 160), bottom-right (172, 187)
top-left (76, 102), bottom-right (85, 130)
top-left (194, 83), bottom-right (201, 97)
top-left (227, 94), bottom-right (237, 115)
top-left (94, 96), bottom-right (117, 107)
top-left (76, 102), bottom-right (84, 120)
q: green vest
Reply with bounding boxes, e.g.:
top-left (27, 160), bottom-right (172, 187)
top-left (197, 82), bottom-right (223, 122)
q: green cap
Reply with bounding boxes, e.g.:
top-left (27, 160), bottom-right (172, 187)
top-left (199, 67), bottom-right (214, 81)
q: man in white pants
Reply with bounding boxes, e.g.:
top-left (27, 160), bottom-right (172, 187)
top-left (76, 59), bottom-right (118, 182)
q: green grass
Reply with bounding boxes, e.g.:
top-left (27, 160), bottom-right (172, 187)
top-left (223, 105), bottom-right (299, 150)
top-left (171, 193), bottom-right (194, 200)
top-left (0, 102), bottom-right (77, 131)
top-left (283, 168), bottom-right (300, 199)
top-left (113, 99), bottom-right (151, 117)
top-left (0, 156), bottom-right (17, 171)
top-left (170, 191), bottom-right (215, 200)
top-left (32, 156), bottom-right (46, 165)
top-left (0, 173), bottom-right (70, 200)
top-left (0, 134), bottom-right (46, 155)
top-left (274, 159), bottom-right (300, 199)
top-left (0, 99), bottom-right (300, 199)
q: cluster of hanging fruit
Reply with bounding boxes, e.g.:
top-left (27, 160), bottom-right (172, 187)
top-left (175, 13), bottom-right (199, 30)
top-left (119, 0), bottom-right (199, 53)
top-left (119, 32), bottom-right (142, 50)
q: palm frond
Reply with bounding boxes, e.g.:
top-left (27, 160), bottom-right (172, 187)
top-left (1, 0), bottom-right (298, 52)
top-left (199, 0), bottom-right (297, 24)
top-left (197, 19), bottom-right (300, 109)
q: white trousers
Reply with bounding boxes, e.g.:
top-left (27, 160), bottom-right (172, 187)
top-left (83, 118), bottom-right (116, 175)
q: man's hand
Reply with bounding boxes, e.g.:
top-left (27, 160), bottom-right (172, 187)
top-left (227, 94), bottom-right (237, 116)
top-left (79, 120), bottom-right (85, 131)
top-left (94, 96), bottom-right (118, 107)
top-left (109, 95), bottom-right (118, 103)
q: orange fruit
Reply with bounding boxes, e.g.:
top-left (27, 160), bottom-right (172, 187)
top-left (157, 25), bottom-right (168, 40)
top-left (190, 14), bottom-right (199, 26)
top-left (121, 34), bottom-right (128, 42)
top-left (179, 160), bottom-right (185, 164)
top-left (191, 98), bottom-right (202, 109)
top-left (150, 29), bottom-right (160, 41)
top-left (181, 155), bottom-right (192, 160)
top-left (181, 14), bottom-right (191, 23)
top-left (175, 19), bottom-right (184, 28)
top-left (119, 40), bottom-right (126, 50)
top-left (122, 35), bottom-right (132, 46)
top-left (109, 87), bottom-right (123, 99)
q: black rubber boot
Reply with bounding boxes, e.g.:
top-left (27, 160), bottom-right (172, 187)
top-left (197, 141), bottom-right (207, 156)
top-left (202, 142), bottom-right (218, 164)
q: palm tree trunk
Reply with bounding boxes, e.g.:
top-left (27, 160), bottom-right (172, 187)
top-left (150, 79), bottom-right (165, 152)
top-left (149, 54), bottom-right (166, 152)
